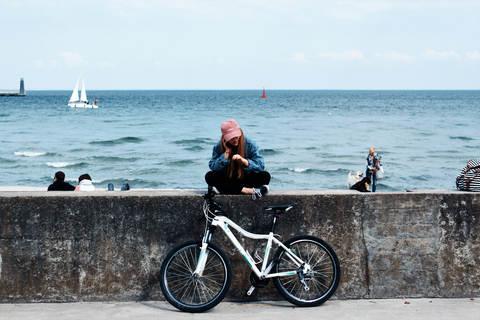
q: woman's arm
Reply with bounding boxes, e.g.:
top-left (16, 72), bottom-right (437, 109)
top-left (243, 138), bottom-right (265, 173)
top-left (209, 141), bottom-right (230, 172)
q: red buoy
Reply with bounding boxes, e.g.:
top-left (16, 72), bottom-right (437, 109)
top-left (261, 87), bottom-right (267, 98)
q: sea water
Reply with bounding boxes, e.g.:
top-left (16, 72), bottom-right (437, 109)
top-left (0, 90), bottom-right (478, 191)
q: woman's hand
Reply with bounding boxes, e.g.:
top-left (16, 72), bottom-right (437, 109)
top-left (223, 139), bottom-right (232, 158)
top-left (232, 154), bottom-right (249, 167)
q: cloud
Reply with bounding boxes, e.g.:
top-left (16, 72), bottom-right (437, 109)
top-left (421, 49), bottom-right (461, 60)
top-left (316, 50), bottom-right (366, 62)
top-left (94, 61), bottom-right (117, 68)
top-left (375, 52), bottom-right (416, 63)
top-left (59, 51), bottom-right (90, 67)
top-left (32, 59), bottom-right (60, 67)
top-left (290, 52), bottom-right (309, 63)
top-left (32, 59), bottom-right (46, 67)
top-left (466, 51), bottom-right (480, 61)
top-left (276, 52), bottom-right (309, 63)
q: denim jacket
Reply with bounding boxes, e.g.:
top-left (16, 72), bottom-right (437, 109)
top-left (366, 153), bottom-right (382, 175)
top-left (209, 136), bottom-right (265, 174)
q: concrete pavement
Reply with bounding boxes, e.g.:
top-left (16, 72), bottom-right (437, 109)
top-left (0, 298), bottom-right (478, 320)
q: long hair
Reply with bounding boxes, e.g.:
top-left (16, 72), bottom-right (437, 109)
top-left (221, 129), bottom-right (246, 180)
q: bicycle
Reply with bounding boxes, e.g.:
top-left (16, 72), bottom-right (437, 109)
top-left (159, 188), bottom-right (341, 313)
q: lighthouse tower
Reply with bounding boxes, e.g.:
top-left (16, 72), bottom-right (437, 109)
top-left (19, 78), bottom-right (25, 96)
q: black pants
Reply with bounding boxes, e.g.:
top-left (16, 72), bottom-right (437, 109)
top-left (205, 171), bottom-right (271, 194)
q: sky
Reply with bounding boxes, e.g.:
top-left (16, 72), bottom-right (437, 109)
top-left (0, 0), bottom-right (479, 90)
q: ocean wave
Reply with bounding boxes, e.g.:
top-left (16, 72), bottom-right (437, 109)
top-left (97, 178), bottom-right (165, 189)
top-left (185, 146), bottom-right (204, 151)
top-left (167, 159), bottom-right (196, 166)
top-left (284, 167), bottom-right (350, 175)
top-left (261, 149), bottom-right (280, 156)
top-left (15, 151), bottom-right (47, 157)
top-left (288, 167), bottom-right (311, 173)
top-left (91, 156), bottom-right (140, 162)
top-left (450, 136), bottom-right (474, 141)
top-left (0, 157), bottom-right (16, 164)
top-left (46, 162), bottom-right (88, 168)
top-left (173, 138), bottom-right (213, 145)
top-left (89, 136), bottom-right (145, 146)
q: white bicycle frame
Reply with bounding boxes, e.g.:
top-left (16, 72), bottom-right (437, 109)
top-left (194, 215), bottom-right (309, 281)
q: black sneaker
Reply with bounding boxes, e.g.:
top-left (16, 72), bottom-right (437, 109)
top-left (252, 185), bottom-right (269, 200)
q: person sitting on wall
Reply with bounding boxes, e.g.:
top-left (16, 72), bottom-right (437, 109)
top-left (47, 171), bottom-right (75, 191)
top-left (205, 119), bottom-right (270, 199)
top-left (74, 173), bottom-right (96, 191)
top-left (350, 177), bottom-right (371, 192)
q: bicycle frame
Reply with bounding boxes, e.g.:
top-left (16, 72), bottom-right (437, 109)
top-left (194, 215), bottom-right (308, 280)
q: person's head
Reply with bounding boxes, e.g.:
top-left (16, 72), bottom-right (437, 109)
top-left (221, 119), bottom-right (242, 145)
top-left (78, 174), bottom-right (92, 183)
top-left (55, 171), bottom-right (65, 182)
top-left (369, 146), bottom-right (376, 156)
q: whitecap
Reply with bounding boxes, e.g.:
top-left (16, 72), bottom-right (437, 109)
top-left (14, 151), bottom-right (46, 157)
top-left (46, 162), bottom-right (75, 168)
top-left (289, 167), bottom-right (309, 173)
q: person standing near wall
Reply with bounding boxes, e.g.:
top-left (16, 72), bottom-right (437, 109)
top-left (366, 146), bottom-right (382, 192)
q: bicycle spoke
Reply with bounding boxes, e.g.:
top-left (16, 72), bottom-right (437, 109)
top-left (274, 236), bottom-right (340, 306)
top-left (162, 243), bottom-right (230, 309)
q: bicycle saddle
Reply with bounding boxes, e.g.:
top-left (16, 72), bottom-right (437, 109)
top-left (264, 205), bottom-right (293, 213)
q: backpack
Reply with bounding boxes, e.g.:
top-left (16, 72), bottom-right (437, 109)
top-left (456, 159), bottom-right (480, 192)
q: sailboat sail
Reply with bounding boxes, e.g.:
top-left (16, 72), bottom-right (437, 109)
top-left (69, 75), bottom-right (80, 102)
top-left (80, 75), bottom-right (87, 102)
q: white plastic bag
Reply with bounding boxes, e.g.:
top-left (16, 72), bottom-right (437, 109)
top-left (375, 165), bottom-right (384, 180)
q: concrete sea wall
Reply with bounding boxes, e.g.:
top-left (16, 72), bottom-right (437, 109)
top-left (0, 190), bottom-right (479, 302)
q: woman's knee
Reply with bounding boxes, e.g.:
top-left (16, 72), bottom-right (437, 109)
top-left (205, 171), bottom-right (216, 184)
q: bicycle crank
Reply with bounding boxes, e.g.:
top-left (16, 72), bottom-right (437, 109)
top-left (246, 272), bottom-right (270, 296)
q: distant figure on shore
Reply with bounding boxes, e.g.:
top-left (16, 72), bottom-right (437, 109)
top-left (74, 174), bottom-right (95, 191)
top-left (205, 119), bottom-right (270, 199)
top-left (47, 171), bottom-right (75, 191)
top-left (350, 177), bottom-right (371, 192)
top-left (366, 146), bottom-right (382, 192)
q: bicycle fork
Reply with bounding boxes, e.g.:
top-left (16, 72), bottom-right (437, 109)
top-left (193, 226), bottom-right (215, 276)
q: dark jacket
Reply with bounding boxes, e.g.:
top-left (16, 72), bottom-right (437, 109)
top-left (350, 181), bottom-right (370, 192)
top-left (48, 181), bottom-right (75, 191)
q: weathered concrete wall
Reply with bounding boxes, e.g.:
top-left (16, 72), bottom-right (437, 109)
top-left (0, 190), bottom-right (479, 302)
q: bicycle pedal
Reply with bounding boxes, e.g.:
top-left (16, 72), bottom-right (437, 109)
top-left (247, 285), bottom-right (256, 296)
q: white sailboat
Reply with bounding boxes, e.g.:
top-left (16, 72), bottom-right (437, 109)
top-left (68, 72), bottom-right (98, 108)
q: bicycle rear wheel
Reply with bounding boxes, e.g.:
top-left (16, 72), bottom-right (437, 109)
top-left (273, 235), bottom-right (340, 307)
top-left (160, 240), bottom-right (232, 313)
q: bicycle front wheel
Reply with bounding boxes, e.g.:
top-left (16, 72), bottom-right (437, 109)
top-left (160, 240), bottom-right (232, 313)
top-left (273, 235), bottom-right (340, 307)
